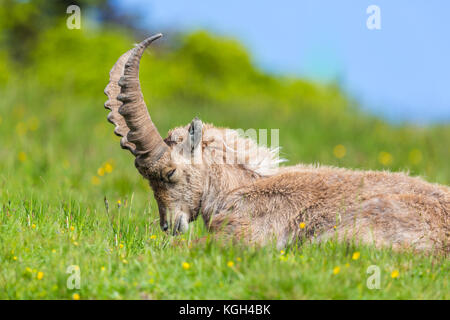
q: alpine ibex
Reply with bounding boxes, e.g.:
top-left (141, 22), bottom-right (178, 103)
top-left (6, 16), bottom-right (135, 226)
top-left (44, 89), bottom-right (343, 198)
top-left (104, 34), bottom-right (449, 252)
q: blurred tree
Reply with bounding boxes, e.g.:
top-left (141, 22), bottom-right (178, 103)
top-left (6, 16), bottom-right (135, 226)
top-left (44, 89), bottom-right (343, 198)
top-left (0, 0), bottom-right (141, 64)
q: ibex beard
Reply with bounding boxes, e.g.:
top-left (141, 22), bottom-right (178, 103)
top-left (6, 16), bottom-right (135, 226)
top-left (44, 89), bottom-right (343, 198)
top-left (104, 34), bottom-right (449, 253)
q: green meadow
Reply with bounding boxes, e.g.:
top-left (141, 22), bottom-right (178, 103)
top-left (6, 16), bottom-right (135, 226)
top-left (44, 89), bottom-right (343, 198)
top-left (0, 23), bottom-right (448, 299)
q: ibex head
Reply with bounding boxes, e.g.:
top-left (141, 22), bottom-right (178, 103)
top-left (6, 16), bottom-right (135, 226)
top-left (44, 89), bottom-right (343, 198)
top-left (104, 34), bottom-right (207, 235)
top-left (105, 34), bottom-right (280, 235)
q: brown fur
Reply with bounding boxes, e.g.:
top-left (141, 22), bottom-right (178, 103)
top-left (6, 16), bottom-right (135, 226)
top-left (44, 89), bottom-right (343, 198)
top-left (141, 124), bottom-right (449, 253)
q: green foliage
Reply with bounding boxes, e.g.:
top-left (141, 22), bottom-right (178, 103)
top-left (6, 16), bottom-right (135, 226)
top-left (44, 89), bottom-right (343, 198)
top-left (0, 21), bottom-right (448, 299)
top-left (0, 0), bottom-right (108, 62)
top-left (27, 24), bottom-right (131, 97)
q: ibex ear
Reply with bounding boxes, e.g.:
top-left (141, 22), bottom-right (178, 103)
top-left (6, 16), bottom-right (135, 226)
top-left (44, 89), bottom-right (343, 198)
top-left (188, 117), bottom-right (202, 153)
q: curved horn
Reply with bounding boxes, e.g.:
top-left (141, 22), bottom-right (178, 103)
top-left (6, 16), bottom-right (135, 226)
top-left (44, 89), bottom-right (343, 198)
top-left (104, 50), bottom-right (136, 154)
top-left (116, 33), bottom-right (168, 164)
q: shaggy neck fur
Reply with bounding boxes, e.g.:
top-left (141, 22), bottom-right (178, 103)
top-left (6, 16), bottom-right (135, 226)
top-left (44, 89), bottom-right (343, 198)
top-left (198, 127), bottom-right (284, 224)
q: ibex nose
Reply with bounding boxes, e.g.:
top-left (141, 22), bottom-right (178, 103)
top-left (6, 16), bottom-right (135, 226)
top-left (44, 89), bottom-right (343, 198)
top-left (162, 222), bottom-right (168, 232)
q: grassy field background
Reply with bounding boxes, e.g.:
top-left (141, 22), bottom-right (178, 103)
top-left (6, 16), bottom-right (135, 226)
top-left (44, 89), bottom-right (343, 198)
top-left (0, 15), bottom-right (449, 299)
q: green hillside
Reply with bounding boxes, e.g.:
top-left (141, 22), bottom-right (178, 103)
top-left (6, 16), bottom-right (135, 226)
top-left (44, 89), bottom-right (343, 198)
top-left (0, 22), bottom-right (448, 299)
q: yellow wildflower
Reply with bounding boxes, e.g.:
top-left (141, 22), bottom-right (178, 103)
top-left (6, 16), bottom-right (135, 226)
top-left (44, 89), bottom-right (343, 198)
top-left (333, 144), bottom-right (346, 159)
top-left (299, 222), bottom-right (306, 229)
top-left (37, 271), bottom-right (44, 280)
top-left (13, 256), bottom-right (17, 261)
top-left (227, 261), bottom-right (234, 268)
top-left (352, 252), bottom-right (360, 260)
top-left (182, 262), bottom-right (191, 270)
top-left (72, 293), bottom-right (80, 300)
top-left (18, 151), bottom-right (27, 162)
top-left (31, 224), bottom-right (36, 229)
top-left (150, 235), bottom-right (157, 240)
top-left (119, 243), bottom-right (124, 249)
top-left (97, 167), bottom-right (105, 177)
top-left (378, 151), bottom-right (393, 166)
top-left (70, 226), bottom-right (75, 231)
top-left (391, 270), bottom-right (399, 278)
top-left (333, 266), bottom-right (340, 275)
top-left (100, 266), bottom-right (105, 272)
top-left (104, 163), bottom-right (113, 173)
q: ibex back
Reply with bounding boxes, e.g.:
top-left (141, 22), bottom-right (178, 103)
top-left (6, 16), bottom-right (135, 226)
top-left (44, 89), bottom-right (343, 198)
top-left (104, 34), bottom-right (449, 253)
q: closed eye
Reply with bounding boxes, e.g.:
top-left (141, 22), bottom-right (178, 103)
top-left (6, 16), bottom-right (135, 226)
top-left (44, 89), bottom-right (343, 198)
top-left (161, 167), bottom-right (177, 183)
top-left (167, 169), bottom-right (176, 180)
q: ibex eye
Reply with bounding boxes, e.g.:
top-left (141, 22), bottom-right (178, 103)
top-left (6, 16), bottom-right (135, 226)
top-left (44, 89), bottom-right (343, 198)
top-left (161, 167), bottom-right (177, 182)
top-left (167, 169), bottom-right (176, 179)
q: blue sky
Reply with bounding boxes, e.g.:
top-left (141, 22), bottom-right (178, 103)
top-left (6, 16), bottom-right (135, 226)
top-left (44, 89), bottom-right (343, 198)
top-left (114, 0), bottom-right (450, 123)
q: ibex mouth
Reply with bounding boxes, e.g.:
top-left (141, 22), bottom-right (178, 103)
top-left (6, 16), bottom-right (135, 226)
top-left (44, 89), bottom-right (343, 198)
top-left (171, 212), bottom-right (189, 235)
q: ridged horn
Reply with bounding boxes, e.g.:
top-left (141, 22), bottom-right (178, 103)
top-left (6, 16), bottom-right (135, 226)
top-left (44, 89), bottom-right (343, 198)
top-left (104, 50), bottom-right (136, 154)
top-left (105, 33), bottom-right (168, 165)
